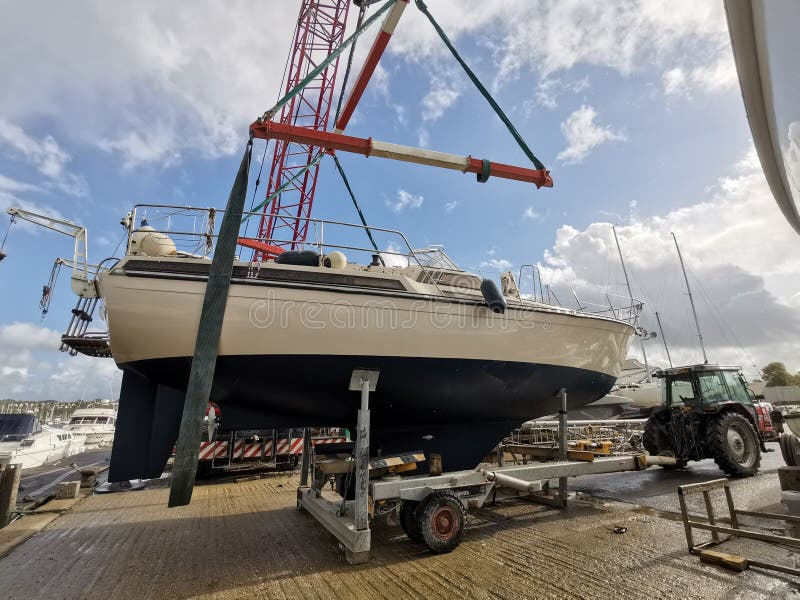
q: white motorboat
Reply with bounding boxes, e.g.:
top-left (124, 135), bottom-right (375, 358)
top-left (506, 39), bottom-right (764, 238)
top-left (0, 414), bottom-right (85, 469)
top-left (64, 407), bottom-right (117, 448)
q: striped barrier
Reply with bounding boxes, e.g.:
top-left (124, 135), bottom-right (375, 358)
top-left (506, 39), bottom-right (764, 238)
top-left (232, 439), bottom-right (244, 459)
top-left (199, 440), bottom-right (228, 461)
top-left (312, 437), bottom-right (348, 446)
top-left (243, 443), bottom-right (263, 459)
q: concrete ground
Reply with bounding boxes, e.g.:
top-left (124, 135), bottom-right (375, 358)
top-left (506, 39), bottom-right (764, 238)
top-left (0, 444), bottom-right (798, 600)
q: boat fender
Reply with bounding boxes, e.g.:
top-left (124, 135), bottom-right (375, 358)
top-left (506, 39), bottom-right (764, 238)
top-left (323, 251), bottom-right (347, 269)
top-left (480, 279), bottom-right (506, 314)
top-left (275, 250), bottom-right (321, 266)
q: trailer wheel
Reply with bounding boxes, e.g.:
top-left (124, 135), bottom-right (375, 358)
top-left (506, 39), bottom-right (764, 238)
top-left (416, 492), bottom-right (466, 554)
top-left (399, 500), bottom-right (423, 542)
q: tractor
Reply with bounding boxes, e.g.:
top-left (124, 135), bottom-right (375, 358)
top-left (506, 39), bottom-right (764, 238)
top-left (643, 364), bottom-right (783, 477)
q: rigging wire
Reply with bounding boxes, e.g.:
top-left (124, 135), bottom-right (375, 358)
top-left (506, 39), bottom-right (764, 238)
top-left (690, 269), bottom-right (760, 373)
top-left (0, 214), bottom-right (16, 251)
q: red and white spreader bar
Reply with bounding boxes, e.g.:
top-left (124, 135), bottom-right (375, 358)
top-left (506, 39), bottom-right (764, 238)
top-left (250, 121), bottom-right (553, 189)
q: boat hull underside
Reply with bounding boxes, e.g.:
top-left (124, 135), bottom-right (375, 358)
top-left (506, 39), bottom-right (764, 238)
top-left (109, 354), bottom-right (614, 482)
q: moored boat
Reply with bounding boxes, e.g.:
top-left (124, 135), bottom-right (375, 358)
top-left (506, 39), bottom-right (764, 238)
top-left (64, 407), bottom-right (117, 448)
top-left (0, 414), bottom-right (85, 469)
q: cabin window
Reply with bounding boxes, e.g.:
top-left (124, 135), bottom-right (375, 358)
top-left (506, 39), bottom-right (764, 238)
top-left (722, 371), bottom-right (750, 404)
top-left (669, 379), bottom-right (695, 405)
top-left (698, 372), bottom-right (727, 404)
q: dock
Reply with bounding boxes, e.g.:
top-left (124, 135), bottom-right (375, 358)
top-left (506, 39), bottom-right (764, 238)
top-left (1, 448), bottom-right (797, 599)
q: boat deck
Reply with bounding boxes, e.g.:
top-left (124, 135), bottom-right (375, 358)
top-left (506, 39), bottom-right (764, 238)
top-left (1, 451), bottom-right (796, 600)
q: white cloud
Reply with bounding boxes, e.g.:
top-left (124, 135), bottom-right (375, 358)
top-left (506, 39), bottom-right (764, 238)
top-left (0, 3), bottom-right (306, 170)
top-left (387, 189), bottom-right (424, 213)
top-left (480, 258), bottom-right (512, 271)
top-left (526, 76), bottom-right (590, 112)
top-left (523, 206), bottom-right (543, 221)
top-left (422, 86), bottom-right (460, 122)
top-left (663, 55), bottom-right (737, 98)
top-left (388, 1), bottom-right (731, 93)
top-left (0, 322), bottom-right (122, 400)
top-left (445, 200), bottom-right (459, 212)
top-left (380, 242), bottom-right (410, 268)
top-left (0, 174), bottom-right (40, 194)
top-left (557, 105), bottom-right (625, 164)
top-left (0, 119), bottom-right (88, 196)
top-left (537, 151), bottom-right (800, 376)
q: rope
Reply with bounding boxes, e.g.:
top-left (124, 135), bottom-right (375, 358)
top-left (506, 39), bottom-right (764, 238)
top-left (0, 214), bottom-right (16, 251)
top-left (333, 155), bottom-right (384, 264)
top-left (414, 0), bottom-right (547, 172)
top-left (261, 0), bottom-right (394, 121)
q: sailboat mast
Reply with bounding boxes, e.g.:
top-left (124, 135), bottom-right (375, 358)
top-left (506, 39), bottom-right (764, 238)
top-left (671, 232), bottom-right (708, 364)
top-left (612, 225), bottom-right (650, 380)
top-left (655, 310), bottom-right (673, 367)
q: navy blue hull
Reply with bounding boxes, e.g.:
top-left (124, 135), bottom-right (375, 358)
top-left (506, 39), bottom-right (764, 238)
top-left (110, 355), bottom-right (615, 481)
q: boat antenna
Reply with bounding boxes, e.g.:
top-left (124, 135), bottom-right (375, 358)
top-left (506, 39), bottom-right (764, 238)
top-left (611, 225), bottom-right (635, 316)
top-left (671, 232), bottom-right (708, 364)
top-left (612, 225), bottom-right (652, 378)
top-left (655, 310), bottom-right (673, 367)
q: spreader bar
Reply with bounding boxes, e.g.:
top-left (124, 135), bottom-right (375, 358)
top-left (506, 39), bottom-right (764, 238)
top-left (250, 120), bottom-right (553, 188)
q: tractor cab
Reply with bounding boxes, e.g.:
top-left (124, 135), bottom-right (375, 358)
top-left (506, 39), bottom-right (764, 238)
top-left (644, 364), bottom-right (783, 477)
top-left (657, 365), bottom-right (756, 409)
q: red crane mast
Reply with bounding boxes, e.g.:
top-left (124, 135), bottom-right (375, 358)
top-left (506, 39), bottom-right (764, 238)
top-left (254, 0), bottom-right (352, 260)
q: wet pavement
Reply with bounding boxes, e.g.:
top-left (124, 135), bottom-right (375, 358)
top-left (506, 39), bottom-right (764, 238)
top-left (16, 448), bottom-right (110, 502)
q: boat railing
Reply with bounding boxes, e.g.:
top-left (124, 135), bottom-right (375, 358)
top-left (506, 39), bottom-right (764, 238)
top-left (517, 264), bottom-right (641, 325)
top-left (126, 204), bottom-right (453, 290)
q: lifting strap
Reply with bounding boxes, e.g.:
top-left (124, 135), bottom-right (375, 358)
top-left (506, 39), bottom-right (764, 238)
top-left (414, 0), bottom-right (547, 173)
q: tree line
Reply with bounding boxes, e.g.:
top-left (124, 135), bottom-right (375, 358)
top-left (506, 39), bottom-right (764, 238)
top-left (762, 362), bottom-right (800, 387)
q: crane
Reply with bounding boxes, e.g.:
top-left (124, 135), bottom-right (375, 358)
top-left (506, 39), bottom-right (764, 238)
top-left (5, 207), bottom-right (96, 298)
top-left (239, 0), bottom-right (553, 260)
top-left (245, 0), bottom-right (353, 261)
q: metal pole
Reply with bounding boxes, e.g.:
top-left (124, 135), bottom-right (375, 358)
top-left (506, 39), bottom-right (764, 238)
top-left (671, 232), bottom-right (708, 363)
top-left (655, 311), bottom-right (673, 367)
top-left (558, 388), bottom-right (568, 505)
top-left (0, 464), bottom-right (22, 527)
top-left (299, 427), bottom-right (311, 489)
top-left (355, 378), bottom-right (371, 531)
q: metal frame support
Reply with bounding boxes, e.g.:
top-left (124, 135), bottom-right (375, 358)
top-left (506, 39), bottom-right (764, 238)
top-left (349, 369), bottom-right (379, 532)
top-left (297, 369), bottom-right (379, 565)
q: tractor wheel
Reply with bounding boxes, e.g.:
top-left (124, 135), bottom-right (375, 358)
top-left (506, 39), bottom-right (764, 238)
top-left (708, 412), bottom-right (761, 477)
top-left (399, 500), bottom-right (423, 542)
top-left (780, 432), bottom-right (800, 467)
top-left (416, 491), bottom-right (467, 554)
top-left (643, 415), bottom-right (685, 469)
top-left (643, 415), bottom-right (661, 455)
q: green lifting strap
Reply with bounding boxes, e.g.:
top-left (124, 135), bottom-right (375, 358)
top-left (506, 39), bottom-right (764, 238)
top-left (414, 0), bottom-right (547, 172)
top-left (477, 158), bottom-right (491, 183)
top-left (169, 139), bottom-right (253, 508)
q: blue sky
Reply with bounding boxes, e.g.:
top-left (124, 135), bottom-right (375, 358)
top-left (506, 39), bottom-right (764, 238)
top-left (1, 1), bottom-right (799, 400)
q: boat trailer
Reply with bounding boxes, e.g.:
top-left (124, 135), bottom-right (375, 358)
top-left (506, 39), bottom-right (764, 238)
top-left (296, 369), bottom-right (670, 564)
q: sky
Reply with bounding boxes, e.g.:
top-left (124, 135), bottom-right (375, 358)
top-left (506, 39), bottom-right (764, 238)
top-left (0, 0), bottom-right (798, 401)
